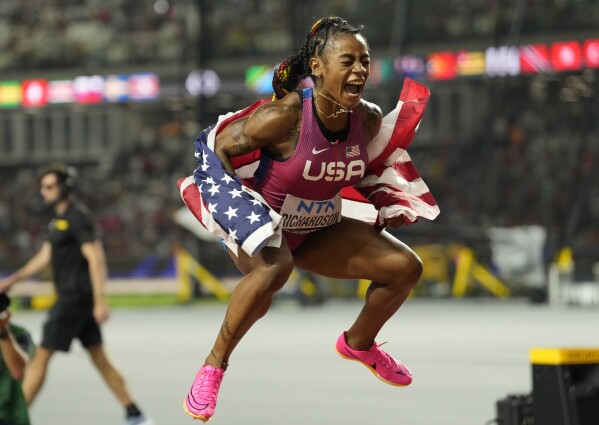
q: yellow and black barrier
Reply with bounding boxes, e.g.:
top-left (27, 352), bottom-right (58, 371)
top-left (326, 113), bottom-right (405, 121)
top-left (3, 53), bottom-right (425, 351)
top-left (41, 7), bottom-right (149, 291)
top-left (451, 246), bottom-right (510, 298)
top-left (530, 347), bottom-right (599, 425)
top-left (175, 247), bottom-right (231, 302)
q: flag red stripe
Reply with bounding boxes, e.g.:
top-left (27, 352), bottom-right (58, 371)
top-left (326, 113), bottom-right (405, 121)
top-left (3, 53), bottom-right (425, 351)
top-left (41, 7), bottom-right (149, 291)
top-left (177, 177), bottom-right (205, 227)
top-left (368, 101), bottom-right (427, 170)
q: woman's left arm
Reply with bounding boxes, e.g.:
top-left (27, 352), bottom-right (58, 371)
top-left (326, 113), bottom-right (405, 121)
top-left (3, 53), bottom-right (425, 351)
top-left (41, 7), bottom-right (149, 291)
top-left (359, 100), bottom-right (383, 142)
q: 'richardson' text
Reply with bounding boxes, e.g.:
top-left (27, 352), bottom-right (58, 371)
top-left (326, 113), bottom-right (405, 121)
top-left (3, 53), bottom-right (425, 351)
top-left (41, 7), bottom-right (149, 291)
top-left (282, 211), bottom-right (341, 231)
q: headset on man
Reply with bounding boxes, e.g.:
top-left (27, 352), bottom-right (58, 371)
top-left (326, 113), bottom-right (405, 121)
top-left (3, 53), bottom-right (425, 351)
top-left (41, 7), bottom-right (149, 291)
top-left (40, 163), bottom-right (78, 199)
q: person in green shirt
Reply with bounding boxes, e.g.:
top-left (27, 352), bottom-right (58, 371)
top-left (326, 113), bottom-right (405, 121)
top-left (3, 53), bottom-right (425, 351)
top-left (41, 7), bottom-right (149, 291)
top-left (0, 293), bottom-right (34, 425)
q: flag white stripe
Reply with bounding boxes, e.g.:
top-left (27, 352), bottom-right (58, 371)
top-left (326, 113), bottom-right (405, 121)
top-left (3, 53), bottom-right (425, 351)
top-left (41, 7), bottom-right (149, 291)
top-left (241, 219), bottom-right (283, 257)
top-left (355, 170), bottom-right (430, 197)
top-left (179, 175), bottom-right (195, 193)
top-left (378, 202), bottom-right (437, 223)
top-left (384, 148), bottom-right (409, 166)
top-left (236, 161), bottom-right (260, 180)
top-left (366, 100), bottom-right (404, 162)
top-left (341, 198), bottom-right (378, 224)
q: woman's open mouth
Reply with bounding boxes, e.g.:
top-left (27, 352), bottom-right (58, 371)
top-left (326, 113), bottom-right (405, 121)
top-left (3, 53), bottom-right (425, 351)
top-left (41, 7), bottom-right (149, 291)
top-left (343, 81), bottom-right (364, 97)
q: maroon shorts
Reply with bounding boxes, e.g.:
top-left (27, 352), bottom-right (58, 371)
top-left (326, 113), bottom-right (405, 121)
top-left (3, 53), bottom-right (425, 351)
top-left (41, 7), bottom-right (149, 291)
top-left (284, 230), bottom-right (311, 252)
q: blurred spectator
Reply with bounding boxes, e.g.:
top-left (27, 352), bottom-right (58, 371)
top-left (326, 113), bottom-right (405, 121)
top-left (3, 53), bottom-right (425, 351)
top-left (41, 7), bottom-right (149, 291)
top-left (0, 293), bottom-right (34, 425)
top-left (0, 0), bottom-right (197, 71)
top-left (1, 0), bottom-right (598, 69)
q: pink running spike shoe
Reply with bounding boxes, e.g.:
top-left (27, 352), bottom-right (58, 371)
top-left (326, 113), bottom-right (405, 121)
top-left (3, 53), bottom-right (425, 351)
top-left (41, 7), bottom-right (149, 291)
top-left (335, 331), bottom-right (413, 386)
top-left (183, 365), bottom-right (225, 421)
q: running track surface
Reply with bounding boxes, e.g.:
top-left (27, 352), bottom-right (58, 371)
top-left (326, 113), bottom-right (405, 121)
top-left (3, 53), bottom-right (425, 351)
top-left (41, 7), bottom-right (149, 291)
top-left (14, 298), bottom-right (599, 425)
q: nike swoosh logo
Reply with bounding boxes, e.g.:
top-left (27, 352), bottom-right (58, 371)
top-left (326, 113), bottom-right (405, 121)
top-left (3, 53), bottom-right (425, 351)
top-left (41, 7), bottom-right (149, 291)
top-left (396, 366), bottom-right (409, 376)
top-left (312, 147), bottom-right (330, 155)
top-left (345, 347), bottom-right (376, 369)
top-left (187, 394), bottom-right (209, 410)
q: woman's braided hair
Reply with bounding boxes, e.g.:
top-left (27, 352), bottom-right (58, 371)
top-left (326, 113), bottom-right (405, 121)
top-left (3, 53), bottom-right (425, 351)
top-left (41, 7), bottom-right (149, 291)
top-left (271, 16), bottom-right (364, 100)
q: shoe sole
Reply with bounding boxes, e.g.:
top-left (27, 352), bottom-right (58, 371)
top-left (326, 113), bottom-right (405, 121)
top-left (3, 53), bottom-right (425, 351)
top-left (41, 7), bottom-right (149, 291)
top-left (336, 346), bottom-right (411, 387)
top-left (183, 401), bottom-right (211, 422)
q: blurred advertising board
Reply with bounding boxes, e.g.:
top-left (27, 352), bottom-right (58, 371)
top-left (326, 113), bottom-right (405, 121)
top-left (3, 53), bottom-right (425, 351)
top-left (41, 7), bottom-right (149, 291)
top-left (394, 55), bottom-right (427, 79)
top-left (2, 72), bottom-right (161, 107)
top-left (583, 39), bottom-right (599, 68)
top-left (22, 80), bottom-right (48, 107)
top-left (0, 81), bottom-right (21, 108)
top-left (128, 73), bottom-right (160, 101)
top-left (456, 51), bottom-right (485, 76)
top-left (485, 46), bottom-right (520, 77)
top-left (520, 44), bottom-right (552, 74)
top-left (48, 80), bottom-right (75, 104)
top-left (427, 51), bottom-right (457, 80)
top-left (369, 58), bottom-right (394, 85)
top-left (550, 41), bottom-right (582, 71)
top-left (246, 65), bottom-right (275, 94)
top-left (73, 75), bottom-right (104, 104)
top-left (104, 75), bottom-right (129, 102)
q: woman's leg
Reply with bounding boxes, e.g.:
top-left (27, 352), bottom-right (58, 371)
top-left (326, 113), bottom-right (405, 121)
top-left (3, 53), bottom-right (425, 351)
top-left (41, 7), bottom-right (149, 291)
top-left (185, 242), bottom-right (295, 420)
top-left (204, 242), bottom-right (295, 369)
top-left (293, 217), bottom-right (422, 350)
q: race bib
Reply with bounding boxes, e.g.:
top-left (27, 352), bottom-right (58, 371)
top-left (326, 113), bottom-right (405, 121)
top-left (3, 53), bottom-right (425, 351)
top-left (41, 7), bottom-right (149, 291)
top-left (280, 193), bottom-right (342, 234)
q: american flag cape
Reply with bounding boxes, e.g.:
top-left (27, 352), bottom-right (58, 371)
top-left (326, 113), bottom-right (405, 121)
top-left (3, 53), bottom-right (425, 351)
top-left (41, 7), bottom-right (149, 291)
top-left (342, 78), bottom-right (440, 226)
top-left (177, 78), bottom-right (439, 257)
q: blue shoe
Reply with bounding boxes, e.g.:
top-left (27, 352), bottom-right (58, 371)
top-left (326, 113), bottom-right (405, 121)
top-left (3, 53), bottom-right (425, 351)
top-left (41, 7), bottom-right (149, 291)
top-left (122, 414), bottom-right (154, 425)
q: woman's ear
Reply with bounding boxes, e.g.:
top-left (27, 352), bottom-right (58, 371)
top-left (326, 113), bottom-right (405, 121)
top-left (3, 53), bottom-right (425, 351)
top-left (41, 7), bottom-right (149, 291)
top-left (310, 58), bottom-right (321, 78)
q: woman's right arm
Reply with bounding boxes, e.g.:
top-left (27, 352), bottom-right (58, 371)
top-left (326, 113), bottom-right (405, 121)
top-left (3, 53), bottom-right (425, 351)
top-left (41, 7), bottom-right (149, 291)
top-left (214, 95), bottom-right (302, 173)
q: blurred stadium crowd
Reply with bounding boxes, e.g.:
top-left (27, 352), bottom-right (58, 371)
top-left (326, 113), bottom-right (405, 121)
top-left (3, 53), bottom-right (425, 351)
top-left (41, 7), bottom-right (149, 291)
top-left (1, 0), bottom-right (598, 69)
top-left (419, 73), bottom-right (598, 279)
top-left (0, 0), bottom-right (193, 70)
top-left (0, 118), bottom-right (197, 275)
top-left (0, 0), bottom-right (597, 283)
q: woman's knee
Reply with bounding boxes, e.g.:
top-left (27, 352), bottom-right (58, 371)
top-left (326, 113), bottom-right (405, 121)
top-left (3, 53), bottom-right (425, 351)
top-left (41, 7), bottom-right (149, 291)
top-left (252, 248), bottom-right (294, 294)
top-left (405, 251), bottom-right (424, 286)
top-left (383, 249), bottom-right (423, 289)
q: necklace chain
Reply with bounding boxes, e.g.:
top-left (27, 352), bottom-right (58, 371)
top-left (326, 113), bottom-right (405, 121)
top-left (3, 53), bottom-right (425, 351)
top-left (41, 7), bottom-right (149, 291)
top-left (314, 91), bottom-right (352, 119)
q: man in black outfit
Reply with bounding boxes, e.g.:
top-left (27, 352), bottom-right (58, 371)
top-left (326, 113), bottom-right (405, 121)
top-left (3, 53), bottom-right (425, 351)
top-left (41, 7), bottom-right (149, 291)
top-left (0, 164), bottom-right (152, 425)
